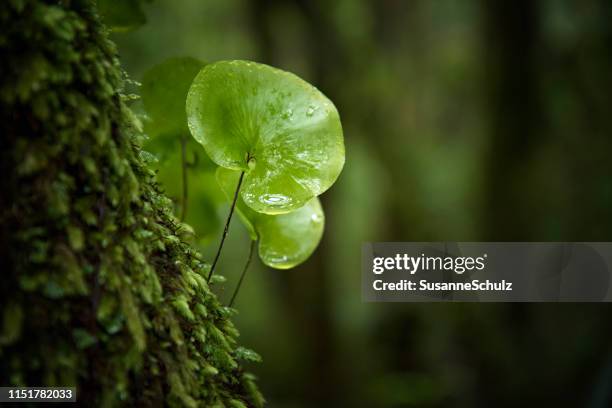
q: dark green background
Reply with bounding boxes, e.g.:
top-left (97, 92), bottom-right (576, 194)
top-left (113, 0), bottom-right (612, 406)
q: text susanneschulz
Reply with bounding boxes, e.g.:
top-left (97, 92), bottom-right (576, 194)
top-left (373, 279), bottom-right (512, 291)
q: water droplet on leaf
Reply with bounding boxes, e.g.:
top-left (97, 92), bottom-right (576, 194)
top-left (260, 194), bottom-right (291, 206)
top-left (306, 105), bottom-right (318, 117)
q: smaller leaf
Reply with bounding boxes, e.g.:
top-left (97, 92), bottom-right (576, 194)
top-left (141, 57), bottom-right (205, 139)
top-left (216, 168), bottom-right (324, 269)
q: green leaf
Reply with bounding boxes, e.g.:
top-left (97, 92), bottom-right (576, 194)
top-left (141, 57), bottom-right (205, 139)
top-left (98, 0), bottom-right (147, 32)
top-left (187, 60), bottom-right (344, 214)
top-left (216, 168), bottom-right (324, 269)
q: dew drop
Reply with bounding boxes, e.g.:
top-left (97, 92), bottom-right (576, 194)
top-left (265, 252), bottom-right (291, 267)
top-left (310, 213), bottom-right (322, 223)
top-left (306, 105), bottom-right (318, 117)
top-left (260, 194), bottom-right (291, 206)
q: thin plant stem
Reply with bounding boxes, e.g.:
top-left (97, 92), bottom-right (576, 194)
top-left (229, 239), bottom-right (256, 307)
top-left (207, 170), bottom-right (245, 282)
top-left (180, 136), bottom-right (188, 222)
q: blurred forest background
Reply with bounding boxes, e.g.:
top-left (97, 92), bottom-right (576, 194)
top-left (111, 0), bottom-right (612, 406)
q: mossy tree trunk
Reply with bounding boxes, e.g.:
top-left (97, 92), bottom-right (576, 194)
top-left (0, 1), bottom-right (262, 406)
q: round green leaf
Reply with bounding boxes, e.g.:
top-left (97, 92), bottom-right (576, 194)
top-left (142, 57), bottom-right (205, 138)
top-left (187, 60), bottom-right (344, 214)
top-left (216, 168), bottom-right (324, 269)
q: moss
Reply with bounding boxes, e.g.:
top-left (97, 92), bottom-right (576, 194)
top-left (0, 0), bottom-right (262, 406)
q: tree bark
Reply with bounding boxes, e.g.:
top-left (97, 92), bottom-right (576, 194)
top-left (0, 1), bottom-right (262, 406)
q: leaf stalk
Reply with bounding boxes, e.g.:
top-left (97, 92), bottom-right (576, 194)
top-left (229, 239), bottom-right (256, 307)
top-left (207, 170), bottom-right (245, 282)
top-left (180, 136), bottom-right (189, 222)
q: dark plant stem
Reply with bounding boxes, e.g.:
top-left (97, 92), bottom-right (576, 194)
top-left (229, 239), bottom-right (256, 307)
top-left (180, 136), bottom-right (188, 222)
top-left (207, 170), bottom-right (245, 282)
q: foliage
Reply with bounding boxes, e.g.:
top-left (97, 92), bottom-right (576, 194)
top-left (140, 57), bottom-right (343, 273)
top-left (141, 57), bottom-right (205, 139)
top-left (0, 0), bottom-right (262, 406)
top-left (187, 60), bottom-right (345, 215)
